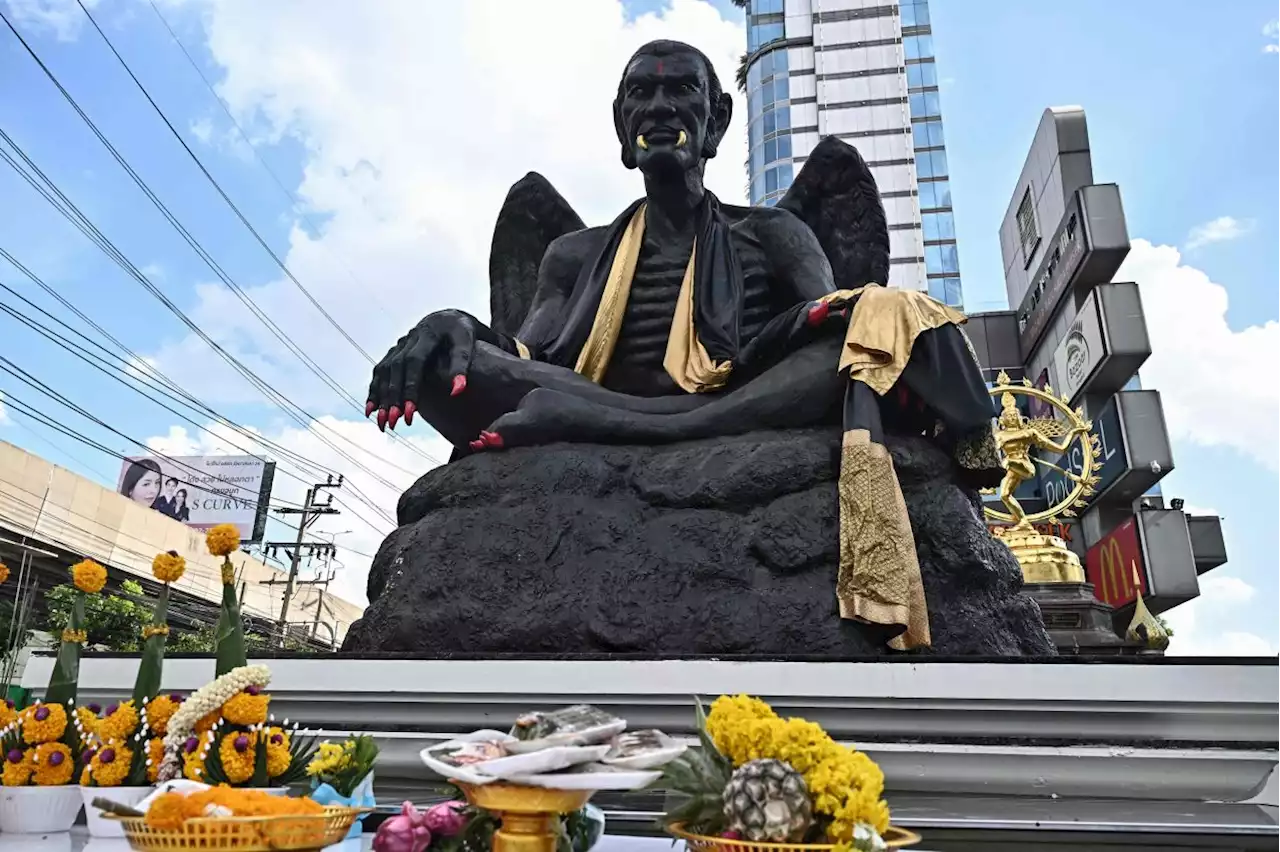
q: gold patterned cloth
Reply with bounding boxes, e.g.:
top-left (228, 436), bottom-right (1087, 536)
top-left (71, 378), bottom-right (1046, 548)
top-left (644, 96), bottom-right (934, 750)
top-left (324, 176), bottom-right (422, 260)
top-left (564, 211), bottom-right (986, 651)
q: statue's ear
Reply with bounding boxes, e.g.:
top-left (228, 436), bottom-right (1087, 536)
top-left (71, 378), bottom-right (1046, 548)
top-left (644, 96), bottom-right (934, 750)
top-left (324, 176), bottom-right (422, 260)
top-left (613, 97), bottom-right (637, 170)
top-left (703, 92), bottom-right (733, 160)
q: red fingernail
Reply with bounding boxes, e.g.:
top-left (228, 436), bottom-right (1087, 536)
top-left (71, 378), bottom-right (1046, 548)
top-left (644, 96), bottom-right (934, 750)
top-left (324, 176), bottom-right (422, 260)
top-left (388, 406), bottom-right (401, 429)
top-left (376, 409), bottom-right (387, 432)
top-left (404, 401), bottom-right (416, 425)
top-left (469, 439), bottom-right (485, 451)
top-left (365, 401), bottom-right (375, 418)
top-left (482, 431), bottom-right (504, 448)
top-left (451, 374), bottom-right (467, 397)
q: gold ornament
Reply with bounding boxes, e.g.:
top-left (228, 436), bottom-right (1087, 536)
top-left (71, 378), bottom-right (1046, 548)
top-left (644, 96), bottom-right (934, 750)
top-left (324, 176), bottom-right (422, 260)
top-left (1123, 562), bottom-right (1170, 651)
top-left (984, 371), bottom-right (1100, 583)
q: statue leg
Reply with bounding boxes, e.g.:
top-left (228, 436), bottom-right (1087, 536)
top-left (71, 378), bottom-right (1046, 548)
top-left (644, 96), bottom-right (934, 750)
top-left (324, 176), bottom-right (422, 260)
top-left (419, 342), bottom-right (707, 446)
top-left (482, 336), bottom-right (847, 448)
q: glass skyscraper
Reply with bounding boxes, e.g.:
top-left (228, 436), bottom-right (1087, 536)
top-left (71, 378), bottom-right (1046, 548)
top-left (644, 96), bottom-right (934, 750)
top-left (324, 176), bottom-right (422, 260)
top-left (742, 0), bottom-right (963, 308)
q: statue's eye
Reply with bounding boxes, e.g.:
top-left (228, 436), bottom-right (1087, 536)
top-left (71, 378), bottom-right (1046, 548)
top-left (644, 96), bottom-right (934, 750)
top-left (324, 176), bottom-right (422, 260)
top-left (627, 85), bottom-right (646, 98)
top-left (679, 82), bottom-right (698, 94)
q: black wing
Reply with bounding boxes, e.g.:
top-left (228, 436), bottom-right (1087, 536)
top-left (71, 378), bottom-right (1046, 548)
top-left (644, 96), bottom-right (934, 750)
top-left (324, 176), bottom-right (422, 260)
top-left (777, 136), bottom-right (890, 291)
top-left (488, 172), bottom-right (586, 337)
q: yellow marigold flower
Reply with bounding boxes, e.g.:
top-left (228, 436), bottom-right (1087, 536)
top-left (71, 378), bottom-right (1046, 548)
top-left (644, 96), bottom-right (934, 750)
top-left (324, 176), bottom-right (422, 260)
top-left (98, 700), bottom-right (140, 742)
top-left (194, 710), bottom-right (221, 735)
top-left (264, 727), bottom-right (291, 778)
top-left (71, 559), bottom-right (107, 594)
top-left (0, 563), bottom-right (9, 584)
top-left (89, 741), bottom-right (132, 787)
top-left (182, 732), bottom-right (212, 781)
top-left (79, 765), bottom-right (91, 786)
top-left (2, 749), bottom-right (33, 787)
top-left (146, 737), bottom-right (165, 783)
top-left (221, 690), bottom-right (269, 727)
top-left (144, 792), bottom-right (190, 830)
top-left (22, 703), bottom-right (68, 745)
top-left (151, 551), bottom-right (186, 584)
top-left (32, 742), bottom-right (73, 786)
top-left (145, 695), bottom-right (181, 736)
top-left (205, 524), bottom-right (241, 558)
top-left (219, 731), bottom-right (258, 784)
top-left (74, 706), bottom-right (99, 740)
top-left (307, 741), bottom-right (348, 777)
top-left (0, 700), bottom-right (17, 729)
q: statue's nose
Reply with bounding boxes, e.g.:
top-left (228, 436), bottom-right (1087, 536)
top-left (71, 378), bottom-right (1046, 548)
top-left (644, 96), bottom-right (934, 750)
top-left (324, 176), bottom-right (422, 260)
top-left (648, 88), bottom-right (677, 116)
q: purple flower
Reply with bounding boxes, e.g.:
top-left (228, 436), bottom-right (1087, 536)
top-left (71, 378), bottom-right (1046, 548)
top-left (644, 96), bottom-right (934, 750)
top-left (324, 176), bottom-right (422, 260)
top-left (100, 748), bottom-right (116, 764)
top-left (87, 703), bottom-right (102, 714)
top-left (4, 699), bottom-right (13, 709)
top-left (234, 735), bottom-right (250, 753)
top-left (81, 749), bottom-right (96, 764)
top-left (169, 694), bottom-right (184, 703)
top-left (424, 801), bottom-right (467, 837)
top-left (184, 737), bottom-right (200, 755)
top-left (245, 685), bottom-right (262, 696)
top-left (6, 749), bottom-right (23, 764)
top-left (49, 750), bottom-right (65, 767)
top-left (373, 802), bottom-right (431, 852)
top-left (105, 704), bottom-right (118, 717)
top-left (33, 706), bottom-right (49, 722)
top-left (270, 734), bottom-right (284, 745)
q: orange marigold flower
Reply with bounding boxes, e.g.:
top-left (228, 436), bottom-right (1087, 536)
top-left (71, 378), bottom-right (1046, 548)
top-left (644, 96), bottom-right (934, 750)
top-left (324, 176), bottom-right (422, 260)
top-left (194, 710), bottom-right (221, 735)
top-left (144, 792), bottom-right (190, 831)
top-left (151, 551), bottom-right (186, 584)
top-left (71, 559), bottom-right (107, 594)
top-left (145, 695), bottom-right (181, 736)
top-left (0, 563), bottom-right (9, 584)
top-left (146, 737), bottom-right (166, 783)
top-left (22, 702), bottom-right (67, 745)
top-left (1, 748), bottom-right (33, 787)
top-left (205, 524), bottom-right (241, 558)
top-left (219, 731), bottom-right (257, 784)
top-left (0, 700), bottom-right (17, 730)
top-left (32, 742), bottom-right (73, 786)
top-left (97, 700), bottom-right (139, 742)
top-left (89, 741), bottom-right (132, 788)
top-left (221, 691), bottom-right (269, 726)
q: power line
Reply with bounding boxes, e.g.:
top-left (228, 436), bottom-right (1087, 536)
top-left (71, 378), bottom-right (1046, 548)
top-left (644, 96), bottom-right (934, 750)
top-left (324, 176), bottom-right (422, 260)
top-left (76, 0), bottom-right (377, 366)
top-left (0, 14), bottom-right (441, 472)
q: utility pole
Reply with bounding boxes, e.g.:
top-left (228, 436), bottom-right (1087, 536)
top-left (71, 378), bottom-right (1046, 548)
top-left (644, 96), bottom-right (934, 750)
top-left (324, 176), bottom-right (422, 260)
top-left (263, 475), bottom-right (342, 645)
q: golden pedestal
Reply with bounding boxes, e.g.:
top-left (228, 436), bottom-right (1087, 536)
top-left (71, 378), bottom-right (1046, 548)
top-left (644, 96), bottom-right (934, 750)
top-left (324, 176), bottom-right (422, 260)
top-left (993, 521), bottom-right (1085, 584)
top-left (458, 783), bottom-right (594, 852)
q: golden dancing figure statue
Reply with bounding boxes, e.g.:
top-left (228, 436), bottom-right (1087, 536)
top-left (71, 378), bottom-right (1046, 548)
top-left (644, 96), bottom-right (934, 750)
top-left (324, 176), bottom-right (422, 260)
top-left (985, 372), bottom-right (1101, 583)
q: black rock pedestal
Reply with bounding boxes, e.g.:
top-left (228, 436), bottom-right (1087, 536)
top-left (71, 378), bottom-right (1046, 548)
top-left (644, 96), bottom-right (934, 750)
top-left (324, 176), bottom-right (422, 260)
top-left (343, 429), bottom-right (1055, 657)
top-left (1025, 583), bottom-right (1134, 655)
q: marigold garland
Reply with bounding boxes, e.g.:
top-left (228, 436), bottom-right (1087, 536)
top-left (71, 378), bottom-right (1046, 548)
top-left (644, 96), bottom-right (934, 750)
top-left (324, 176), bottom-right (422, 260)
top-left (89, 742), bottom-right (132, 787)
top-left (32, 742), bottom-right (74, 786)
top-left (71, 559), bottom-right (107, 594)
top-left (705, 695), bottom-right (891, 841)
top-left (98, 700), bottom-right (140, 742)
top-left (141, 624), bottom-right (171, 640)
top-left (61, 628), bottom-right (88, 644)
top-left (151, 551), bottom-right (187, 584)
top-left (205, 524), bottom-right (241, 559)
top-left (22, 703), bottom-right (68, 745)
top-left (145, 787), bottom-right (325, 830)
top-left (221, 690), bottom-right (269, 726)
top-left (0, 563), bottom-right (8, 584)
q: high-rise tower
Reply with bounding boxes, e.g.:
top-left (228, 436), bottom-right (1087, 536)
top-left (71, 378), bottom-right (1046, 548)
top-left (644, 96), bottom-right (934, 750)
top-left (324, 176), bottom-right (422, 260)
top-left (742, 0), bottom-right (962, 307)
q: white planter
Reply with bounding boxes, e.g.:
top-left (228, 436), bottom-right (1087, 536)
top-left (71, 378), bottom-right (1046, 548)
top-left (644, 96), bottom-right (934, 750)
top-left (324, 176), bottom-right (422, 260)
top-left (0, 785), bottom-right (84, 834)
top-left (81, 784), bottom-right (152, 837)
top-left (0, 832), bottom-right (70, 852)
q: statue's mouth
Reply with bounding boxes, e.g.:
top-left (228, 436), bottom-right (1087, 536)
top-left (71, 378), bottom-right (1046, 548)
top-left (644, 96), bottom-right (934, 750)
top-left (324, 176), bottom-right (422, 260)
top-left (637, 128), bottom-right (687, 150)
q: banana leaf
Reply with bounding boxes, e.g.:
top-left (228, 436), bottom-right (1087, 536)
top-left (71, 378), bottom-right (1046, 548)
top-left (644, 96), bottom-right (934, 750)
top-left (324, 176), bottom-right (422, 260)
top-left (131, 585), bottom-right (169, 705)
top-left (214, 572), bottom-right (246, 677)
top-left (45, 594), bottom-right (83, 754)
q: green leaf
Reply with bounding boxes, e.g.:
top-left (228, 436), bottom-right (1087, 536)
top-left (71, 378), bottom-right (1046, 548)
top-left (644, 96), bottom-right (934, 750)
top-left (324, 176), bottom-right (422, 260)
top-left (44, 594), bottom-right (83, 711)
top-left (214, 567), bottom-right (247, 677)
top-left (131, 586), bottom-right (169, 706)
top-left (251, 728), bottom-right (269, 787)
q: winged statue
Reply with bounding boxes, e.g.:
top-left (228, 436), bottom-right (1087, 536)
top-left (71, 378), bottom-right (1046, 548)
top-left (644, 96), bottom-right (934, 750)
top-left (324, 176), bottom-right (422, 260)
top-left (361, 39), bottom-right (1003, 651)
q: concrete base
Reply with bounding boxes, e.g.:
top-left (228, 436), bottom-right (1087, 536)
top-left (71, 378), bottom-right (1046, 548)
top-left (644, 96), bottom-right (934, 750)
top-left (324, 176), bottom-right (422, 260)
top-left (1024, 582), bottom-right (1144, 654)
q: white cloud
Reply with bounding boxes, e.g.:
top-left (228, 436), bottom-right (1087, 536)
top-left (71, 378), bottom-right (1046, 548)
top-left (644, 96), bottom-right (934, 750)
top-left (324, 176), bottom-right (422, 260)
top-left (1184, 215), bottom-right (1255, 251)
top-left (133, 0), bottom-right (748, 412)
top-left (144, 415), bottom-right (450, 609)
top-left (2, 0), bottom-right (101, 42)
top-left (1165, 574), bottom-right (1276, 657)
top-left (0, 391), bottom-right (10, 426)
top-left (1264, 20), bottom-right (1279, 53)
top-left (1116, 240), bottom-right (1279, 469)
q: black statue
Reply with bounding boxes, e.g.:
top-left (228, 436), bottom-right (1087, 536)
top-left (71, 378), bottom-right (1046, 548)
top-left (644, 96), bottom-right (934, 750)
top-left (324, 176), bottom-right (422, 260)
top-left (363, 40), bottom-right (1009, 651)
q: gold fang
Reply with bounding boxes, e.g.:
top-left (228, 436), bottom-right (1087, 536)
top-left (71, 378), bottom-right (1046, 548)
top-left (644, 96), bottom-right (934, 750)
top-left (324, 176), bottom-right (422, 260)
top-left (636, 134), bottom-right (649, 150)
top-left (676, 130), bottom-right (687, 148)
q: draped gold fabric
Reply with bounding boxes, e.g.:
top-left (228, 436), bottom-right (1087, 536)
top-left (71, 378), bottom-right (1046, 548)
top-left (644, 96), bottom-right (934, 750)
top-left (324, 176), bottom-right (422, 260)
top-left (574, 205), bottom-right (647, 382)
top-left (571, 227), bottom-right (972, 651)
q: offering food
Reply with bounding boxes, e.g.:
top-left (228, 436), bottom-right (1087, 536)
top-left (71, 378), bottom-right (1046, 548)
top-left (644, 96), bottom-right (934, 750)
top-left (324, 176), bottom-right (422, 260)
top-left (602, 729), bottom-right (686, 770)
top-left (143, 787), bottom-right (326, 830)
top-left (437, 740), bottom-right (508, 767)
top-left (506, 705), bottom-right (625, 753)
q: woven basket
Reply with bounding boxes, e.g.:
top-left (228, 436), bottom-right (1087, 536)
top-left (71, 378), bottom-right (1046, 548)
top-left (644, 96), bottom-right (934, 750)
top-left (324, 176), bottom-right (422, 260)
top-left (103, 805), bottom-right (366, 851)
top-left (667, 822), bottom-right (921, 851)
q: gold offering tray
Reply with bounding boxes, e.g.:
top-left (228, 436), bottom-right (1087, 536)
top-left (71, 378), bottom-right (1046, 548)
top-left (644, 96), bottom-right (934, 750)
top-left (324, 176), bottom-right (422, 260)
top-left (668, 821), bottom-right (921, 851)
top-left (105, 805), bottom-right (368, 851)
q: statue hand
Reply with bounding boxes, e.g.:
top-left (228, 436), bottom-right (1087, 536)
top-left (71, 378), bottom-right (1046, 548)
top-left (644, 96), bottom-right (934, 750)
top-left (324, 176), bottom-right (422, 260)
top-left (366, 309), bottom-right (483, 431)
top-left (805, 298), bottom-right (850, 328)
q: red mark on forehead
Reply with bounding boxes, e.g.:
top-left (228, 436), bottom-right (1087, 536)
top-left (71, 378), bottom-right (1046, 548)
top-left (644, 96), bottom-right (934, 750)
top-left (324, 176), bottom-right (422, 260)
top-left (656, 59), bottom-right (665, 73)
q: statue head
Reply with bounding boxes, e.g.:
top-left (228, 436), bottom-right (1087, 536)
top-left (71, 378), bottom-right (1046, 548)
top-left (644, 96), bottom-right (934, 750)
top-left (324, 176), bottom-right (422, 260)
top-left (613, 40), bottom-right (733, 177)
top-left (998, 392), bottom-right (1022, 430)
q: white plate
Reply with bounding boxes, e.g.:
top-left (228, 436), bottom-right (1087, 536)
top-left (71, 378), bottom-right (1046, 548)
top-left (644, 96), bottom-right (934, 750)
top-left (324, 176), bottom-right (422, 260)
top-left (602, 743), bottom-right (686, 770)
top-left (502, 766), bottom-right (662, 790)
top-left (420, 729), bottom-right (518, 786)
top-left (504, 719), bottom-right (627, 754)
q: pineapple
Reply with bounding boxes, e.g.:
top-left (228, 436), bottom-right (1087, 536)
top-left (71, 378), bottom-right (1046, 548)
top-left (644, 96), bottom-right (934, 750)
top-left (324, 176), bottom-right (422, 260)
top-left (722, 759), bottom-right (813, 843)
top-left (654, 700), bottom-right (734, 835)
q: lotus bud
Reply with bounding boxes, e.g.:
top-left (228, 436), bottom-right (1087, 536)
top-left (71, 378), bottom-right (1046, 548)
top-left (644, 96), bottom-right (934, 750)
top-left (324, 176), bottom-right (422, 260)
top-left (424, 801), bottom-right (467, 837)
top-left (373, 801), bottom-right (431, 852)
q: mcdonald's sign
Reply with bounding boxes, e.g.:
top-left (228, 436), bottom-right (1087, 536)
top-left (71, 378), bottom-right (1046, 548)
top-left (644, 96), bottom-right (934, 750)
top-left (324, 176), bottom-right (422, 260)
top-left (1085, 517), bottom-right (1147, 608)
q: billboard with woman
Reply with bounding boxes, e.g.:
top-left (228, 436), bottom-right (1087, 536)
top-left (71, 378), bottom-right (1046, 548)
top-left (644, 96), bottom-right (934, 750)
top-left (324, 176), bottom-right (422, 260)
top-left (116, 455), bottom-right (275, 542)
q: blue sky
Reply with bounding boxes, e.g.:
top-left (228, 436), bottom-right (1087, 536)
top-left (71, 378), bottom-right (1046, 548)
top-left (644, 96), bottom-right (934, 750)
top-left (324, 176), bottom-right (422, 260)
top-left (0, 0), bottom-right (1275, 650)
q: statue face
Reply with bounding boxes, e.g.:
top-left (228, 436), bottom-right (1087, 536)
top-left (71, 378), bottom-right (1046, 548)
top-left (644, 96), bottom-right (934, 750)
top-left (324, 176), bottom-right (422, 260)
top-left (617, 49), bottom-right (715, 177)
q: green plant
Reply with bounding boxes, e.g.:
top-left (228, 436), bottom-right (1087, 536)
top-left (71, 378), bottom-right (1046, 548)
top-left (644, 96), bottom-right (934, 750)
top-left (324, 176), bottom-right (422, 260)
top-left (43, 580), bottom-right (150, 652)
top-left (0, 600), bottom-right (33, 658)
top-left (168, 624), bottom-right (317, 654)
